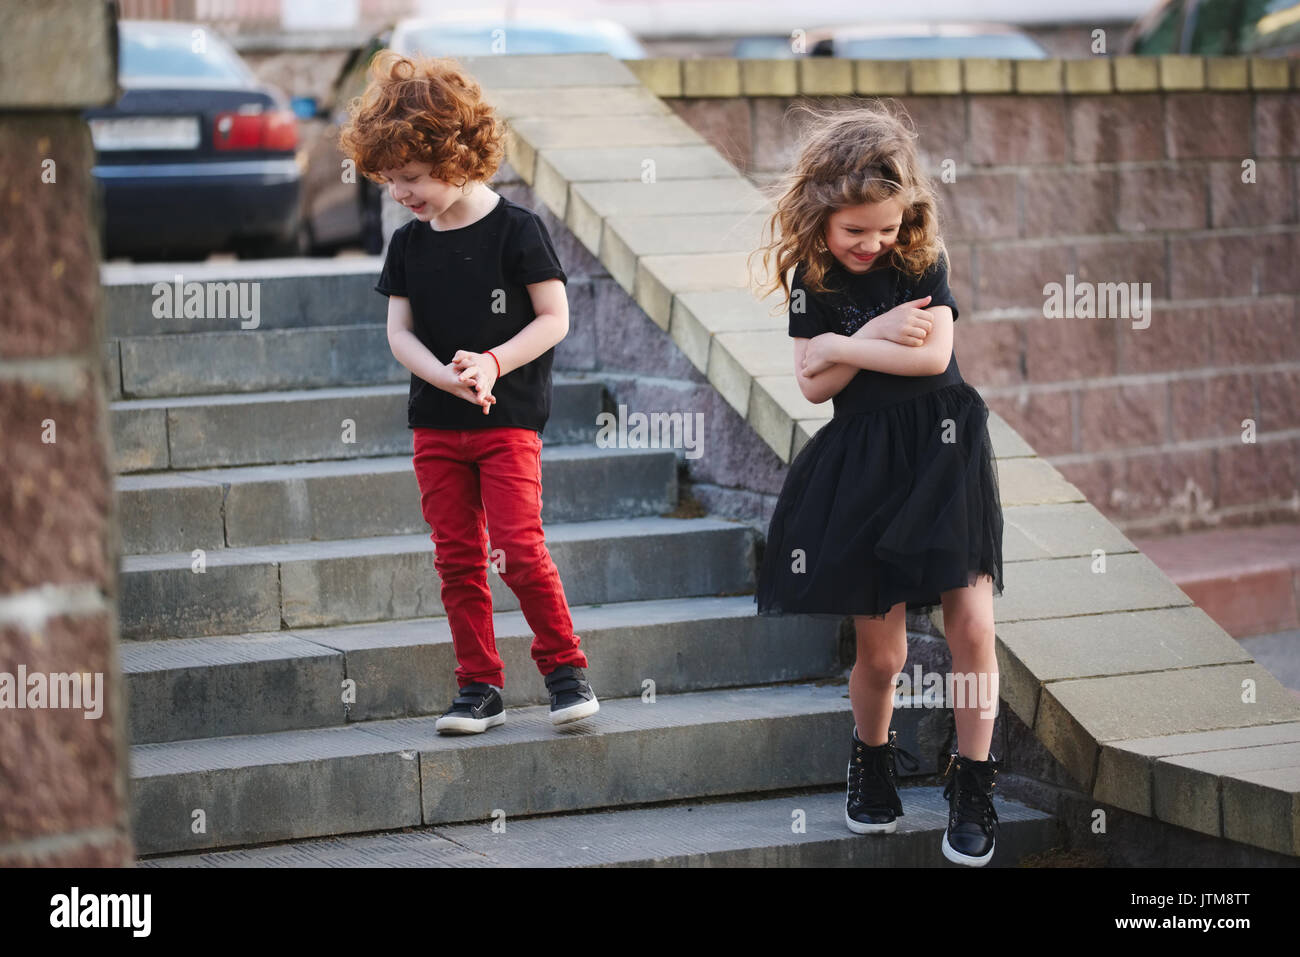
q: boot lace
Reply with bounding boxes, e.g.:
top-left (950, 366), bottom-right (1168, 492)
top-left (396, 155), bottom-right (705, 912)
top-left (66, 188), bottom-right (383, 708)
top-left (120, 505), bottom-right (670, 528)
top-left (942, 755), bottom-right (999, 829)
top-left (850, 731), bottom-right (921, 804)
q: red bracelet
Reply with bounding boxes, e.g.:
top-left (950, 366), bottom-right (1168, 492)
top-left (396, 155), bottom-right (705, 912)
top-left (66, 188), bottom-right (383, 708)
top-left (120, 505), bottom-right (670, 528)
top-left (485, 350), bottom-right (501, 378)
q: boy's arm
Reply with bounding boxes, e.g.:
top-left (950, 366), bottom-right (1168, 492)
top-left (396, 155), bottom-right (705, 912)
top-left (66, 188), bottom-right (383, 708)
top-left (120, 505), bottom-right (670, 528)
top-left (822, 305), bottom-right (953, 378)
top-left (385, 294), bottom-right (447, 386)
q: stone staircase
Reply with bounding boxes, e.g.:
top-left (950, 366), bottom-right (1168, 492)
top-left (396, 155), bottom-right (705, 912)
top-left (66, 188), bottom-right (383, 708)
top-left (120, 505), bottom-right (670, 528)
top-left (103, 260), bottom-right (1058, 866)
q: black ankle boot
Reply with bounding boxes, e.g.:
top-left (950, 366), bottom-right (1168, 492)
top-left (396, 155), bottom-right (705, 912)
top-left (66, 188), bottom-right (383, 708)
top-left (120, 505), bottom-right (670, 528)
top-left (940, 751), bottom-right (1000, 866)
top-left (845, 728), bottom-right (921, 834)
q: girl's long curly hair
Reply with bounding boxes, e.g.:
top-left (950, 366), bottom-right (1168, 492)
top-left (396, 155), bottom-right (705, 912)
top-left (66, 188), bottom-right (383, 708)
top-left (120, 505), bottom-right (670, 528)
top-left (749, 102), bottom-right (947, 313)
top-left (338, 50), bottom-right (505, 187)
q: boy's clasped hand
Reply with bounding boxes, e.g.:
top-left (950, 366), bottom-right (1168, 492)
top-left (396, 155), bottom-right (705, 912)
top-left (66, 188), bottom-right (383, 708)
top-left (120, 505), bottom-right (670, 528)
top-left (447, 349), bottom-right (499, 414)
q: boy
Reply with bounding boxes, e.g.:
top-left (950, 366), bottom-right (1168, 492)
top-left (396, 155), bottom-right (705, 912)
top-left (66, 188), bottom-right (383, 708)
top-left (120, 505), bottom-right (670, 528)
top-left (339, 50), bottom-right (598, 733)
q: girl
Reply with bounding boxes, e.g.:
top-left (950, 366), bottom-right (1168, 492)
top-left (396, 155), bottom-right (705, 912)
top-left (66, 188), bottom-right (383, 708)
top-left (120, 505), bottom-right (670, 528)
top-left (750, 104), bottom-right (1006, 867)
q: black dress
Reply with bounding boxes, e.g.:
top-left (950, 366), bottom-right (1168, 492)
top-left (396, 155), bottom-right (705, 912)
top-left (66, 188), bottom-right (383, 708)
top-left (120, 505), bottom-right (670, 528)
top-left (754, 253), bottom-right (1005, 622)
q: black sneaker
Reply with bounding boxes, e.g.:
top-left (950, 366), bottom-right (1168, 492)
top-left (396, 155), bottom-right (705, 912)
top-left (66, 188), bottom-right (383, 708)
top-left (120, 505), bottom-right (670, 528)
top-left (845, 727), bottom-right (920, 834)
top-left (544, 665), bottom-right (599, 725)
top-left (940, 751), bottom-right (1001, 866)
top-left (434, 682), bottom-right (505, 735)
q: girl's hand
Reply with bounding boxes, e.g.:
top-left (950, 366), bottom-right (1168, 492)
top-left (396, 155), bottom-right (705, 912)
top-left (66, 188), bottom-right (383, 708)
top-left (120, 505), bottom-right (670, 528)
top-left (864, 295), bottom-right (933, 347)
top-left (800, 332), bottom-right (842, 377)
top-left (450, 350), bottom-right (499, 414)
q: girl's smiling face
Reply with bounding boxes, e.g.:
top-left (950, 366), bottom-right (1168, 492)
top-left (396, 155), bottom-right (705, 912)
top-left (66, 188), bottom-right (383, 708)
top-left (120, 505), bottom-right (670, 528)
top-left (376, 161), bottom-right (465, 221)
top-left (825, 198), bottom-right (906, 273)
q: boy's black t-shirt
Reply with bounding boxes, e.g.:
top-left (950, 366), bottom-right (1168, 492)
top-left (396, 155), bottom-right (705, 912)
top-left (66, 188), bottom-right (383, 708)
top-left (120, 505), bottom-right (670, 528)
top-left (374, 193), bottom-right (568, 433)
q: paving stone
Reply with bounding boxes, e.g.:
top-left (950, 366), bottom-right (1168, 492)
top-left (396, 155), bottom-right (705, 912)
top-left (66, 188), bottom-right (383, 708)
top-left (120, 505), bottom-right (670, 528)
top-left (1154, 740), bottom-right (1300, 838)
top-left (534, 145), bottom-right (734, 215)
top-left (1222, 765), bottom-right (1300, 855)
top-left (1037, 663), bottom-right (1300, 791)
top-left (1097, 720), bottom-right (1300, 820)
top-left (996, 605), bottom-right (1251, 729)
top-left (996, 456), bottom-right (1087, 507)
top-left (602, 212), bottom-right (767, 288)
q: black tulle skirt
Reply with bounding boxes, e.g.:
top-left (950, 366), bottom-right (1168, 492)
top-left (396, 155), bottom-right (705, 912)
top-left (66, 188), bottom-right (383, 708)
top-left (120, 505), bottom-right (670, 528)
top-left (755, 379), bottom-right (1004, 622)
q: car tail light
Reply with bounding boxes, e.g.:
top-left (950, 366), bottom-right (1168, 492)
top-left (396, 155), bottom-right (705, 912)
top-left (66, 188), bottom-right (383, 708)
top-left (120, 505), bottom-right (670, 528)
top-left (213, 105), bottom-right (298, 152)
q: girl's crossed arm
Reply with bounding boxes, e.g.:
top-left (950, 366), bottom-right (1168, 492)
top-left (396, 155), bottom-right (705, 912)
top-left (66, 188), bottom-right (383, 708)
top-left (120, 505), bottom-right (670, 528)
top-left (810, 303), bottom-right (952, 378)
top-left (795, 300), bottom-right (953, 404)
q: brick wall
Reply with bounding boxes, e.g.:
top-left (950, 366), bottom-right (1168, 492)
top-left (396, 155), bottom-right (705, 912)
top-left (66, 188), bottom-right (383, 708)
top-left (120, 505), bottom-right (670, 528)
top-left (636, 56), bottom-right (1300, 537)
top-left (0, 0), bottom-right (134, 866)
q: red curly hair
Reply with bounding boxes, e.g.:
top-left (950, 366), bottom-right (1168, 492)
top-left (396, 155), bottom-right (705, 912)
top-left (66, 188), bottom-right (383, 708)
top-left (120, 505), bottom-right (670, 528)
top-left (338, 50), bottom-right (505, 186)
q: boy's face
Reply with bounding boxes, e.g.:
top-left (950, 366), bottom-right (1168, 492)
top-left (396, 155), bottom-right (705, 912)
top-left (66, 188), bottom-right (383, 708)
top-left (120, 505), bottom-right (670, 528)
top-left (825, 198), bottom-right (905, 273)
top-left (376, 161), bottom-right (466, 222)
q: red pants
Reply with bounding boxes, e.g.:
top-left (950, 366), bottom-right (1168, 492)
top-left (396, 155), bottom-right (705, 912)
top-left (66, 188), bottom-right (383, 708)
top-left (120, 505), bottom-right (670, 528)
top-left (412, 425), bottom-right (588, 689)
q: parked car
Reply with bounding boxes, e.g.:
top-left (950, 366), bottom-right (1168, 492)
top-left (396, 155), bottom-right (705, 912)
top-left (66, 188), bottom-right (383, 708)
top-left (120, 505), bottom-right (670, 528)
top-left (803, 21), bottom-right (1050, 59)
top-left (86, 20), bottom-right (302, 259)
top-left (1122, 0), bottom-right (1300, 55)
top-left (296, 15), bottom-right (646, 256)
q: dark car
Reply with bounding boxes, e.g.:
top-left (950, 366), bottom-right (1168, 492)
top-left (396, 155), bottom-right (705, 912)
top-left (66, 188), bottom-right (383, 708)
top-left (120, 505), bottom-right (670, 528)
top-left (87, 20), bottom-right (302, 259)
top-left (1122, 0), bottom-right (1300, 55)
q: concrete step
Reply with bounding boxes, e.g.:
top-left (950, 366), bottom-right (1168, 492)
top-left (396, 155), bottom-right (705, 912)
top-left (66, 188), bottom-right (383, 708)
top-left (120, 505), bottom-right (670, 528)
top-left (110, 378), bottom-right (608, 472)
top-left (128, 682), bottom-right (951, 855)
top-left (137, 787), bottom-right (1059, 867)
top-left (107, 324), bottom-right (405, 400)
top-left (118, 516), bottom-right (757, 640)
top-left (120, 595), bottom-right (841, 743)
top-left (101, 258), bottom-right (381, 339)
top-left (115, 444), bottom-right (679, 554)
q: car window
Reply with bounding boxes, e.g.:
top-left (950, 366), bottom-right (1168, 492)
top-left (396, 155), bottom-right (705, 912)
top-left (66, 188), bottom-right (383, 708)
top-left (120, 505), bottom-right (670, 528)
top-left (1134, 0), bottom-right (1188, 53)
top-left (119, 27), bottom-right (253, 83)
top-left (1240, 0), bottom-right (1300, 50)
